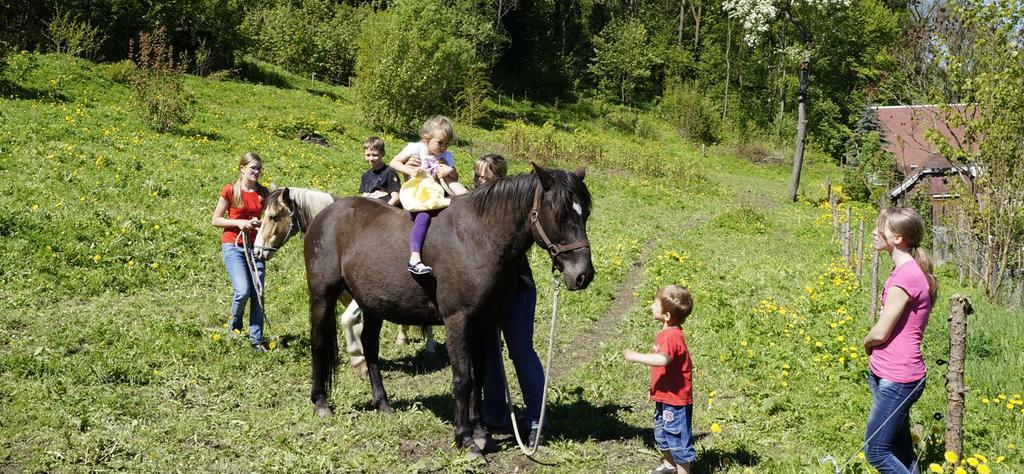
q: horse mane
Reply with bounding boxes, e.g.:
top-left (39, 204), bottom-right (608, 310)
top-left (467, 169), bottom-right (591, 220)
top-left (267, 187), bottom-right (338, 231)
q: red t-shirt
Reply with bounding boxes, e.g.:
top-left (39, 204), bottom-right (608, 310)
top-left (219, 183), bottom-right (264, 244)
top-left (649, 326), bottom-right (693, 406)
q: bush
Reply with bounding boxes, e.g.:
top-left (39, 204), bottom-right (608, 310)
top-left (104, 59), bottom-right (134, 84)
top-left (128, 28), bottom-right (194, 133)
top-left (242, 0), bottom-right (365, 85)
top-left (45, 10), bottom-right (105, 59)
top-left (658, 80), bottom-right (720, 144)
top-left (352, 0), bottom-right (475, 133)
top-left (503, 121), bottom-right (603, 167)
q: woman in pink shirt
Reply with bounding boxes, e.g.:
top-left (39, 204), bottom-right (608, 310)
top-left (862, 207), bottom-right (938, 473)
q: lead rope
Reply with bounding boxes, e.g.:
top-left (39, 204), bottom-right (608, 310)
top-left (500, 275), bottom-right (561, 457)
top-left (236, 232), bottom-right (269, 334)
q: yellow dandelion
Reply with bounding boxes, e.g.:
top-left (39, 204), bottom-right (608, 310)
top-left (740, 341), bottom-right (748, 347)
top-left (1010, 442), bottom-right (1016, 449)
top-left (858, 452), bottom-right (865, 460)
top-left (982, 398), bottom-right (990, 404)
top-left (996, 456), bottom-right (1005, 463)
top-left (781, 381), bottom-right (788, 388)
top-left (93, 254), bottom-right (102, 263)
top-left (975, 454), bottom-right (988, 464)
top-left (955, 468), bottom-right (966, 474)
top-left (928, 464), bottom-right (942, 473)
top-left (151, 262), bottom-right (159, 269)
top-left (837, 336), bottom-right (845, 342)
top-left (999, 394), bottom-right (1007, 400)
top-left (710, 423), bottom-right (721, 433)
top-left (709, 390), bottom-right (717, 398)
top-left (816, 341), bottom-right (824, 348)
top-left (945, 451), bottom-right (959, 464)
top-left (782, 364), bottom-right (790, 369)
top-left (977, 465), bottom-right (990, 474)
top-left (967, 457), bottom-right (978, 467)
top-left (269, 341), bottom-right (278, 350)
top-left (212, 334), bottom-right (221, 341)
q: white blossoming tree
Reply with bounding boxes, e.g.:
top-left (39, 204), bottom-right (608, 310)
top-left (724, 0), bottom-right (850, 201)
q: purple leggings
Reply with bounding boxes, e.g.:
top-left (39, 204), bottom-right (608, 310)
top-left (409, 211), bottom-right (436, 253)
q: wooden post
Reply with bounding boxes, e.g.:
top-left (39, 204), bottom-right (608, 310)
top-left (945, 294), bottom-right (973, 460)
top-left (845, 208), bottom-right (853, 265)
top-left (831, 198), bottom-right (839, 241)
top-left (868, 250), bottom-right (879, 321)
top-left (843, 221), bottom-right (850, 262)
top-left (857, 220), bottom-right (865, 281)
top-left (826, 176), bottom-right (832, 205)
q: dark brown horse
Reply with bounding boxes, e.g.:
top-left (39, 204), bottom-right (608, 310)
top-left (303, 164), bottom-right (594, 455)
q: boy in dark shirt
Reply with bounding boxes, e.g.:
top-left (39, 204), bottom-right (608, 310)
top-left (359, 136), bottom-right (400, 206)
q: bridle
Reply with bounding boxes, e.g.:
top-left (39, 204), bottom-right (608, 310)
top-left (253, 193), bottom-right (300, 256)
top-left (529, 184), bottom-right (590, 258)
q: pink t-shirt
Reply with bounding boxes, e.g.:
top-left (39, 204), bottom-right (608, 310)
top-left (869, 260), bottom-right (932, 382)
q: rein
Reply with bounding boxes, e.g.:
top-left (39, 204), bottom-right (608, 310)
top-left (235, 232), bottom-right (268, 332)
top-left (529, 185), bottom-right (589, 257)
top-left (501, 274), bottom-right (561, 457)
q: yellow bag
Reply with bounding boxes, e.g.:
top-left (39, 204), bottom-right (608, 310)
top-left (399, 174), bottom-right (451, 211)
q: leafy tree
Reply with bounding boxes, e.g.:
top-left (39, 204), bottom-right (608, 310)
top-left (926, 0), bottom-right (1024, 300)
top-left (589, 18), bottom-right (662, 104)
top-left (723, 0), bottom-right (851, 201)
top-left (352, 0), bottom-right (475, 133)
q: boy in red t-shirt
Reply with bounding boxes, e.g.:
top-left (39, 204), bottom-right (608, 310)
top-left (624, 285), bottom-right (695, 474)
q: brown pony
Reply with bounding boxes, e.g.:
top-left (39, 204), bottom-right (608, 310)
top-left (302, 164), bottom-right (594, 456)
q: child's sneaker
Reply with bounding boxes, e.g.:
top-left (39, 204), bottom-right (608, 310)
top-left (649, 462), bottom-right (676, 474)
top-left (407, 261), bottom-right (432, 275)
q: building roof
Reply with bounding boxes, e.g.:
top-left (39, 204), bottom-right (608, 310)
top-left (871, 105), bottom-right (972, 175)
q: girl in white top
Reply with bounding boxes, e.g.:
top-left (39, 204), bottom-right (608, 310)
top-left (389, 115), bottom-right (467, 274)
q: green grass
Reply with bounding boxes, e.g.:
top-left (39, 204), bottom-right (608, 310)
top-left (1, 54), bottom-right (1020, 472)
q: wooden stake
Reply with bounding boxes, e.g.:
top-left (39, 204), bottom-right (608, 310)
top-left (945, 294), bottom-right (973, 460)
top-left (831, 198), bottom-right (839, 241)
top-left (826, 176), bottom-right (832, 204)
top-left (845, 208), bottom-right (853, 265)
top-left (857, 220), bottom-right (865, 281)
top-left (868, 250), bottom-right (879, 321)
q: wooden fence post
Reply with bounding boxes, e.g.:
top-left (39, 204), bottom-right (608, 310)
top-left (831, 200), bottom-right (839, 242)
top-left (867, 250), bottom-right (879, 321)
top-left (945, 294), bottom-right (973, 460)
top-left (857, 220), bottom-right (865, 281)
top-left (826, 176), bottom-right (832, 205)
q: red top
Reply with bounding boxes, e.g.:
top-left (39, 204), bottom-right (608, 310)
top-left (649, 326), bottom-right (693, 406)
top-left (219, 183), bottom-right (264, 244)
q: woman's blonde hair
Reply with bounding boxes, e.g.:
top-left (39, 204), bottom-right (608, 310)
top-left (879, 207), bottom-right (939, 302)
top-left (656, 285), bottom-right (693, 322)
top-left (420, 115), bottom-right (453, 141)
top-left (475, 154), bottom-right (507, 181)
top-left (231, 152), bottom-right (269, 208)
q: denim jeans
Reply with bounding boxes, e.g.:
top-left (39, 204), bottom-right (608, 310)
top-left (865, 371), bottom-right (926, 474)
top-left (222, 243), bottom-right (265, 345)
top-left (483, 288), bottom-right (544, 429)
top-left (653, 402), bottom-right (696, 464)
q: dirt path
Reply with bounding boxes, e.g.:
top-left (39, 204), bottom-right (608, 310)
top-left (549, 213), bottom-right (712, 380)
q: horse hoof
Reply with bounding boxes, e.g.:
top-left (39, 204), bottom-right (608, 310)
top-left (378, 404), bottom-right (395, 414)
top-left (467, 447), bottom-right (486, 462)
top-left (314, 406), bottom-right (333, 418)
top-left (351, 358), bottom-right (367, 379)
top-left (473, 434), bottom-right (496, 453)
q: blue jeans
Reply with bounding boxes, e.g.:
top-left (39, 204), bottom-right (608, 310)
top-left (222, 243), bottom-right (265, 345)
top-left (654, 403), bottom-right (696, 464)
top-left (483, 289), bottom-right (544, 429)
top-left (865, 371), bottom-right (926, 474)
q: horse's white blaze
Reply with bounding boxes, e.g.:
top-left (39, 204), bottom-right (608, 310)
top-left (572, 201), bottom-right (583, 216)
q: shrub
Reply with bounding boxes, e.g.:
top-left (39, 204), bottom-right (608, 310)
top-left (242, 0), bottom-right (365, 85)
top-left (658, 80), bottom-right (720, 144)
top-left (502, 121), bottom-right (603, 167)
top-left (45, 10), bottom-right (105, 59)
top-left (352, 0), bottom-right (475, 133)
top-left (105, 59), bottom-right (135, 84)
top-left (128, 28), bottom-right (194, 133)
top-left (455, 63), bottom-right (492, 127)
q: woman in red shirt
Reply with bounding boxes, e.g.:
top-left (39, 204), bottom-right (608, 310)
top-left (211, 152), bottom-right (270, 350)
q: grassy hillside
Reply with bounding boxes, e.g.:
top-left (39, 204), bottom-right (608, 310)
top-left (0, 54), bottom-right (1020, 473)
